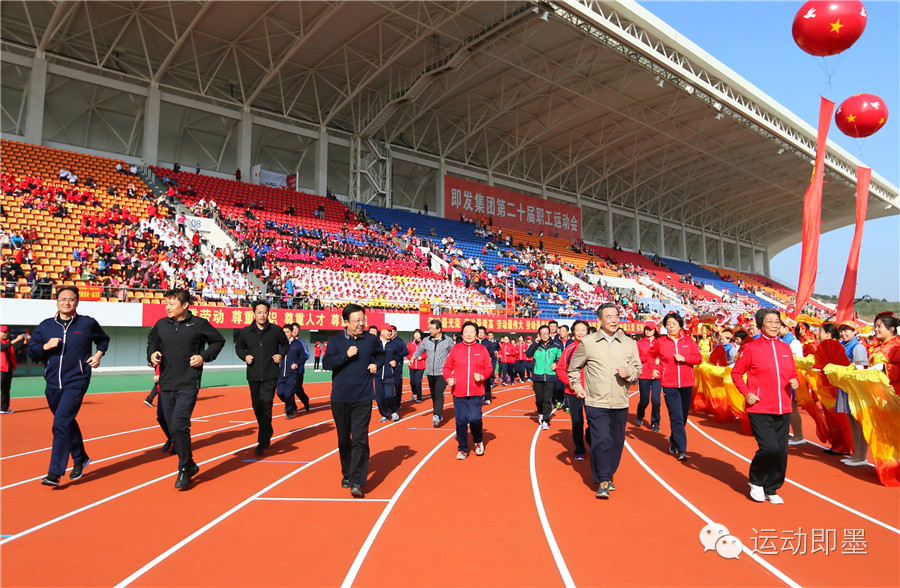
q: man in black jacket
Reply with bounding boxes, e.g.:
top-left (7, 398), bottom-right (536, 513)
top-left (147, 289), bottom-right (225, 490)
top-left (322, 303), bottom-right (383, 498)
top-left (234, 301), bottom-right (289, 455)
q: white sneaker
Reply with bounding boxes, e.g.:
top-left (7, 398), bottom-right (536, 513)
top-left (540, 421), bottom-right (550, 431)
top-left (749, 483), bottom-right (765, 502)
top-left (456, 451), bottom-right (467, 460)
top-left (379, 416), bottom-right (388, 422)
top-left (432, 415), bottom-right (441, 427)
top-left (391, 412), bottom-right (400, 421)
top-left (843, 459), bottom-right (870, 467)
top-left (766, 494), bottom-right (784, 505)
top-left (0, 409), bottom-right (14, 414)
top-left (474, 442), bottom-right (485, 456)
top-left (787, 438), bottom-right (806, 446)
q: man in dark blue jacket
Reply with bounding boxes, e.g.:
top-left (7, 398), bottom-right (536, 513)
top-left (278, 324), bottom-right (309, 419)
top-left (235, 301), bottom-right (289, 456)
top-left (478, 326), bottom-right (500, 405)
top-left (387, 325), bottom-right (408, 411)
top-left (28, 286), bottom-right (110, 487)
top-left (290, 323), bottom-right (311, 410)
top-left (323, 303), bottom-right (383, 498)
top-left (147, 289), bottom-right (225, 490)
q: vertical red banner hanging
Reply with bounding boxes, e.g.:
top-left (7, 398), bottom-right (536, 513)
top-left (792, 96), bottom-right (835, 318)
top-left (835, 166), bottom-right (871, 324)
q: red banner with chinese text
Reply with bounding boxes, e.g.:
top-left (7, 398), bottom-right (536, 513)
top-left (79, 286), bottom-right (103, 301)
top-left (420, 313), bottom-right (644, 335)
top-left (141, 305), bottom-right (385, 331)
top-left (444, 176), bottom-right (582, 241)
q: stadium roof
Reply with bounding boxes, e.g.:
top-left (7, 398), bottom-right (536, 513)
top-left (1, 0), bottom-right (897, 256)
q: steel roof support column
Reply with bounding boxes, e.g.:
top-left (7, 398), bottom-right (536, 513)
top-left (315, 126), bottom-right (328, 197)
top-left (142, 85), bottom-right (161, 166)
top-left (735, 240), bottom-right (742, 271)
top-left (763, 249), bottom-right (771, 277)
top-left (237, 108), bottom-right (252, 183)
top-left (700, 229), bottom-right (708, 265)
top-left (24, 55), bottom-right (47, 144)
top-left (606, 206), bottom-right (614, 247)
top-left (680, 222), bottom-right (688, 261)
top-left (657, 213), bottom-right (665, 258)
top-left (718, 235), bottom-right (726, 270)
top-left (436, 159), bottom-right (447, 217)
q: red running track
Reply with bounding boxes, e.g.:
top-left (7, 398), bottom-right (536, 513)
top-left (1, 381), bottom-right (897, 587)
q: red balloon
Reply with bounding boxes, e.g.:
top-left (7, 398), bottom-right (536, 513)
top-left (835, 93), bottom-right (889, 138)
top-left (792, 1), bottom-right (867, 57)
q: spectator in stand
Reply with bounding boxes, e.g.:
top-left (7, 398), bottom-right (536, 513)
top-left (650, 312), bottom-right (702, 462)
top-left (732, 308), bottom-right (799, 504)
top-left (443, 321), bottom-right (493, 459)
top-left (635, 320), bottom-right (662, 432)
top-left (235, 168), bottom-right (242, 182)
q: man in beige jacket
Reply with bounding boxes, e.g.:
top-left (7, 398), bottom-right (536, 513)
top-left (568, 303), bottom-right (641, 499)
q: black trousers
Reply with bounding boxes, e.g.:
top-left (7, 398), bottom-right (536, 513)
top-left (426, 375), bottom-right (447, 419)
top-left (409, 368), bottom-right (424, 400)
top-left (748, 412), bottom-right (790, 495)
top-left (1, 370), bottom-right (12, 412)
top-left (533, 380), bottom-right (555, 423)
top-left (249, 379), bottom-right (278, 446)
top-left (331, 400), bottom-right (372, 486)
top-left (585, 406), bottom-right (628, 484)
top-left (566, 394), bottom-right (591, 455)
top-left (295, 373), bottom-right (310, 408)
top-left (160, 388), bottom-right (199, 470)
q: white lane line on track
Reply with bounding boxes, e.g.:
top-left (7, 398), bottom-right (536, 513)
top-left (0, 394), bottom-right (332, 461)
top-left (255, 497), bottom-right (391, 503)
top-left (0, 412), bottom-right (343, 546)
top-left (529, 407), bottom-right (576, 588)
top-left (687, 420), bottom-right (900, 535)
top-left (0, 404), bottom-right (335, 490)
top-left (340, 391), bottom-right (533, 588)
top-left (624, 440), bottom-right (801, 588)
top-left (110, 389), bottom-right (525, 588)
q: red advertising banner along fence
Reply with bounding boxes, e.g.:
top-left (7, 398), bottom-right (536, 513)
top-left (444, 176), bottom-right (582, 242)
top-left (141, 305), bottom-right (385, 331)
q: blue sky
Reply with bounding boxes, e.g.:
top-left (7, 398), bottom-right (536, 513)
top-left (638, 0), bottom-right (899, 301)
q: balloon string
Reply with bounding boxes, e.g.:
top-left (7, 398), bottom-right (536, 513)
top-left (815, 57), bottom-right (833, 89)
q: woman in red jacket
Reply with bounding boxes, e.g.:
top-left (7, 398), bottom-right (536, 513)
top-left (556, 320), bottom-right (590, 460)
top-left (636, 320), bottom-right (661, 432)
top-left (443, 322), bottom-right (494, 460)
top-left (731, 308), bottom-right (799, 504)
top-left (407, 329), bottom-right (426, 403)
top-left (650, 312), bottom-right (702, 462)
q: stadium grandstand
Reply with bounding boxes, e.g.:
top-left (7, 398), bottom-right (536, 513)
top-left (1, 2), bottom-right (898, 587)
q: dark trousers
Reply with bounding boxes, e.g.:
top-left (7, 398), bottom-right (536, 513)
top-left (637, 378), bottom-right (662, 426)
top-left (485, 361), bottom-right (497, 400)
top-left (295, 373), bottom-right (310, 409)
top-left (249, 379), bottom-right (278, 446)
top-left (276, 376), bottom-right (298, 415)
top-left (585, 406), bottom-right (628, 484)
top-left (1, 370), bottom-right (12, 412)
top-left (566, 394), bottom-right (591, 455)
top-left (453, 395), bottom-right (484, 453)
top-left (393, 371), bottom-right (403, 408)
top-left (552, 380), bottom-right (565, 406)
top-left (500, 363), bottom-right (513, 384)
top-left (409, 368), bottom-right (424, 400)
top-left (161, 388), bottom-right (199, 470)
top-left (145, 382), bottom-right (159, 404)
top-left (526, 361), bottom-right (535, 380)
top-left (514, 360), bottom-right (526, 382)
top-left (44, 384), bottom-right (90, 476)
top-left (331, 400), bottom-right (372, 486)
top-left (748, 412), bottom-right (790, 495)
top-left (314, 356), bottom-right (320, 370)
top-left (663, 386), bottom-right (693, 453)
top-left (533, 380), bottom-right (555, 423)
top-left (374, 377), bottom-right (394, 418)
top-left (426, 375), bottom-right (447, 420)
top-left (157, 398), bottom-right (170, 440)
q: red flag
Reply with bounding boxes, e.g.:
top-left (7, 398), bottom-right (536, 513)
top-left (792, 97), bottom-right (835, 318)
top-left (835, 166), bottom-right (871, 324)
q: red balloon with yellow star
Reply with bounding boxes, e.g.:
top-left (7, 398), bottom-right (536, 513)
top-left (792, 0), bottom-right (867, 57)
top-left (835, 94), bottom-right (888, 138)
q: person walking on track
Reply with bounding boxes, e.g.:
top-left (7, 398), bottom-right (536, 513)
top-left (443, 322), bottom-right (493, 459)
top-left (410, 319), bottom-right (454, 427)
